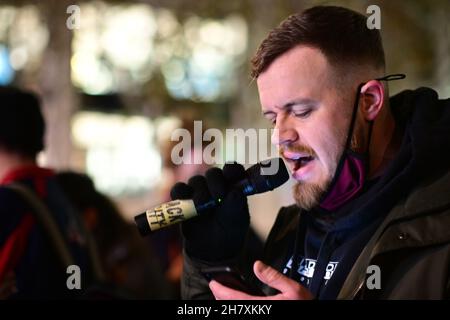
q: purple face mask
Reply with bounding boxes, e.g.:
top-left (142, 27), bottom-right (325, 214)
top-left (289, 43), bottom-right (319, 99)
top-left (318, 74), bottom-right (406, 212)
top-left (319, 149), bottom-right (367, 211)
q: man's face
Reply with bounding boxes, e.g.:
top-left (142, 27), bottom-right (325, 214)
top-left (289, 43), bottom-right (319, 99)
top-left (257, 46), bottom-right (351, 209)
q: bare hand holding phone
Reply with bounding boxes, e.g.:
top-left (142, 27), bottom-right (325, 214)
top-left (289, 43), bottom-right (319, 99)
top-left (201, 266), bottom-right (266, 296)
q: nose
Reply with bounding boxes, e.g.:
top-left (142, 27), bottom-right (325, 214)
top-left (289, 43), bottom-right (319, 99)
top-left (271, 113), bottom-right (299, 147)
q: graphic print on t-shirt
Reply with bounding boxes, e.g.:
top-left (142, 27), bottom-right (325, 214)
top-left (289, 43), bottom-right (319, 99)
top-left (283, 255), bottom-right (339, 287)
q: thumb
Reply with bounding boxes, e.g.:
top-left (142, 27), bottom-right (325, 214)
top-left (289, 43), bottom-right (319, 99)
top-left (253, 260), bottom-right (314, 300)
top-left (254, 260), bottom-right (294, 293)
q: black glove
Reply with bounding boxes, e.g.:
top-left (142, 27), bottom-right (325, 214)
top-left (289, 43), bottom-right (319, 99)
top-left (170, 162), bottom-right (250, 262)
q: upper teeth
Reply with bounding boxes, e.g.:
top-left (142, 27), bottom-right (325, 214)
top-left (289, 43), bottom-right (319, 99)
top-left (291, 155), bottom-right (309, 161)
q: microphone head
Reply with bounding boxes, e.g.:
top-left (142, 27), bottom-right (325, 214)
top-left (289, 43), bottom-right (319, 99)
top-left (246, 158), bottom-right (289, 193)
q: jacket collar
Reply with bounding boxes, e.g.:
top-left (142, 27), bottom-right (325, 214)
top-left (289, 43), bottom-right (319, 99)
top-left (403, 168), bottom-right (450, 218)
top-left (372, 168), bottom-right (450, 253)
top-left (0, 165), bottom-right (54, 185)
top-left (0, 165), bottom-right (54, 197)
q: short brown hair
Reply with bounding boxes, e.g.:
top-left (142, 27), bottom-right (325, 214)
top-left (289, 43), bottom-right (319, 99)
top-left (251, 6), bottom-right (385, 79)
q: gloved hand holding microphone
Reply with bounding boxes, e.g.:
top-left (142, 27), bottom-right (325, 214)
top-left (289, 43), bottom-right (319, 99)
top-left (134, 158), bottom-right (289, 262)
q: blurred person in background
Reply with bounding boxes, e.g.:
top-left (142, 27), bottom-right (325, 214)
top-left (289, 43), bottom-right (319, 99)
top-left (55, 171), bottom-right (174, 299)
top-left (0, 87), bottom-right (98, 299)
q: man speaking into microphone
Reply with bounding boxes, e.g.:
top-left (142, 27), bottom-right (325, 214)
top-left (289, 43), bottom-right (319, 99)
top-left (159, 6), bottom-right (450, 300)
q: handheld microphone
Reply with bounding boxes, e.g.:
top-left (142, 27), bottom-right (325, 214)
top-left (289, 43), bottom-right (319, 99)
top-left (134, 158), bottom-right (289, 236)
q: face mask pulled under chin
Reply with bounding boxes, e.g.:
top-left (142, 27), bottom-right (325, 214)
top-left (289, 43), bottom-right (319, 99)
top-left (318, 148), bottom-right (368, 212)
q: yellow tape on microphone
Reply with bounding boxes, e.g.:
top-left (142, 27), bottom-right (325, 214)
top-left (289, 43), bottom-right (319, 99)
top-left (145, 199), bottom-right (198, 232)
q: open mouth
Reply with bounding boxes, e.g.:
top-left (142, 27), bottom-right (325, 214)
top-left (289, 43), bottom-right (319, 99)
top-left (292, 156), bottom-right (314, 171)
top-left (282, 152), bottom-right (315, 172)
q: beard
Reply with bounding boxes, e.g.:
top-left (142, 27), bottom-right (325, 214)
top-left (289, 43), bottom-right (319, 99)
top-left (293, 178), bottom-right (331, 210)
top-left (286, 132), bottom-right (348, 211)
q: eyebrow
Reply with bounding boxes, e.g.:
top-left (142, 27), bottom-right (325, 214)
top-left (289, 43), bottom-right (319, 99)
top-left (262, 98), bottom-right (318, 116)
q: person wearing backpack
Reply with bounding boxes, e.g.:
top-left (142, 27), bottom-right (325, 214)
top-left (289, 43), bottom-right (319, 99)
top-left (0, 86), bottom-right (99, 299)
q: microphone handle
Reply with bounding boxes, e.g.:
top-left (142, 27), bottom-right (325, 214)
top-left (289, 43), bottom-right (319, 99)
top-left (135, 179), bottom-right (255, 236)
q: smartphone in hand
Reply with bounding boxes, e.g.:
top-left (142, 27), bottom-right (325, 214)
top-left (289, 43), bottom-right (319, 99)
top-left (201, 266), bottom-right (266, 296)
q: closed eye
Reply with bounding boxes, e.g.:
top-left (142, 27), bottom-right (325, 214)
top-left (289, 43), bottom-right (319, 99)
top-left (263, 111), bottom-right (277, 125)
top-left (292, 109), bottom-right (312, 119)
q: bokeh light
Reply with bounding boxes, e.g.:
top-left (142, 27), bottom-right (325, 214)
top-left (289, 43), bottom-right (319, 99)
top-left (72, 111), bottom-right (161, 196)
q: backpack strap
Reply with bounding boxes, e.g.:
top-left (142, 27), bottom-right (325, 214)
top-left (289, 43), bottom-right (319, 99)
top-left (5, 183), bottom-right (75, 268)
top-left (0, 213), bottom-right (34, 283)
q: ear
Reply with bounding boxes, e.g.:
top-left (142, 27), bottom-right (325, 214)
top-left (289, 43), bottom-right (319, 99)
top-left (360, 80), bottom-right (385, 121)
